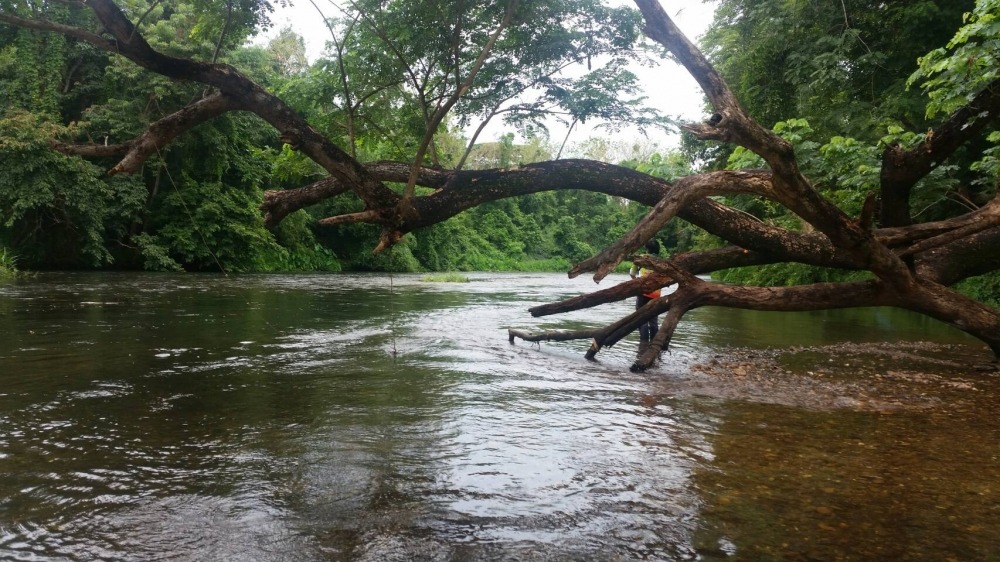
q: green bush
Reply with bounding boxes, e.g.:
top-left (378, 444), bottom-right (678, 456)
top-left (516, 257), bottom-right (573, 272)
top-left (956, 271), bottom-right (1000, 308)
top-left (0, 112), bottom-right (147, 268)
top-left (714, 262), bottom-right (873, 286)
top-left (0, 246), bottom-right (17, 280)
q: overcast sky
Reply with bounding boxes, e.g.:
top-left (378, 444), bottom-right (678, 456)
top-left (260, 0), bottom-right (718, 151)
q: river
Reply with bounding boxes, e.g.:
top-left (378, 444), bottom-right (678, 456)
top-left (0, 272), bottom-right (997, 561)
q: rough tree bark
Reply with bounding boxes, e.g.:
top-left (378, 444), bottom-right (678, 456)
top-left (2, 0), bottom-right (999, 370)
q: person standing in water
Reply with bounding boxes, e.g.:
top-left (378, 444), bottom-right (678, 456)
top-left (629, 239), bottom-right (661, 342)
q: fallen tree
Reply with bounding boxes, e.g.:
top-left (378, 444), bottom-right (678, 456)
top-left (2, 0), bottom-right (998, 371)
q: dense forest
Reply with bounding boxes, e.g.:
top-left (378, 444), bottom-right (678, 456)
top-left (0, 1), bottom-right (991, 279)
top-left (0, 0), bottom-right (690, 274)
top-left (2, 0), bottom-right (1000, 368)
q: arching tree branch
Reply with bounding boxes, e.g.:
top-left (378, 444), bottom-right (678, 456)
top-left (568, 170), bottom-right (774, 281)
top-left (54, 93), bottom-right (246, 174)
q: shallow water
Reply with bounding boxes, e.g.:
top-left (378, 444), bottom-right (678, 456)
top-left (0, 272), bottom-right (996, 561)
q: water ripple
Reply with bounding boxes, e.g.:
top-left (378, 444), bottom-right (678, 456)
top-left (1, 272), bottom-right (990, 561)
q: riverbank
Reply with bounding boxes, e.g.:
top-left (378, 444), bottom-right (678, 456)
top-left (659, 340), bottom-right (1000, 561)
top-left (662, 341), bottom-right (998, 412)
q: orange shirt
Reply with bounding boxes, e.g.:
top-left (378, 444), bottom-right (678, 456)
top-left (630, 265), bottom-right (661, 299)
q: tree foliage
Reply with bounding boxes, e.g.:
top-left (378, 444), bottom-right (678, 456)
top-left (0, 0), bottom-right (663, 272)
top-left (0, 111), bottom-right (147, 267)
top-left (702, 0), bottom-right (976, 140)
top-left (910, 0), bottom-right (1000, 120)
top-left (708, 0), bottom-right (999, 294)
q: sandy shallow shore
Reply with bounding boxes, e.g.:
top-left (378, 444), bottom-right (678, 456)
top-left (646, 341), bottom-right (999, 412)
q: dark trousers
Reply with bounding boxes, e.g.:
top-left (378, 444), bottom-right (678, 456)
top-left (636, 294), bottom-right (659, 341)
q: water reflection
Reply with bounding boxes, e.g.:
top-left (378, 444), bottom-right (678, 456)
top-left (0, 272), bottom-right (994, 560)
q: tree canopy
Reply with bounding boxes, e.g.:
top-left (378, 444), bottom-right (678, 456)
top-left (1, 0), bottom-right (999, 370)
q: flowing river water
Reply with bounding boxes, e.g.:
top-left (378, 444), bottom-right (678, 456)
top-left (0, 272), bottom-right (997, 561)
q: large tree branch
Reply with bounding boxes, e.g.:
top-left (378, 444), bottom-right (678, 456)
top-left (917, 225), bottom-right (1000, 286)
top-left (262, 160), bottom-right (1000, 288)
top-left (322, 161), bottom-right (843, 273)
top-left (515, 269), bottom-right (1000, 368)
top-left (568, 170), bottom-right (774, 281)
top-left (261, 177), bottom-right (349, 228)
top-left (69, 0), bottom-right (400, 212)
top-left (50, 141), bottom-right (128, 158)
top-left (633, 0), bottom-right (915, 292)
top-left (877, 196), bottom-right (1000, 249)
top-left (53, 92), bottom-right (245, 174)
top-left (896, 196), bottom-right (1000, 258)
top-left (535, 270), bottom-right (1000, 368)
top-left (512, 279), bottom-right (899, 369)
top-left (880, 78), bottom-right (1000, 227)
